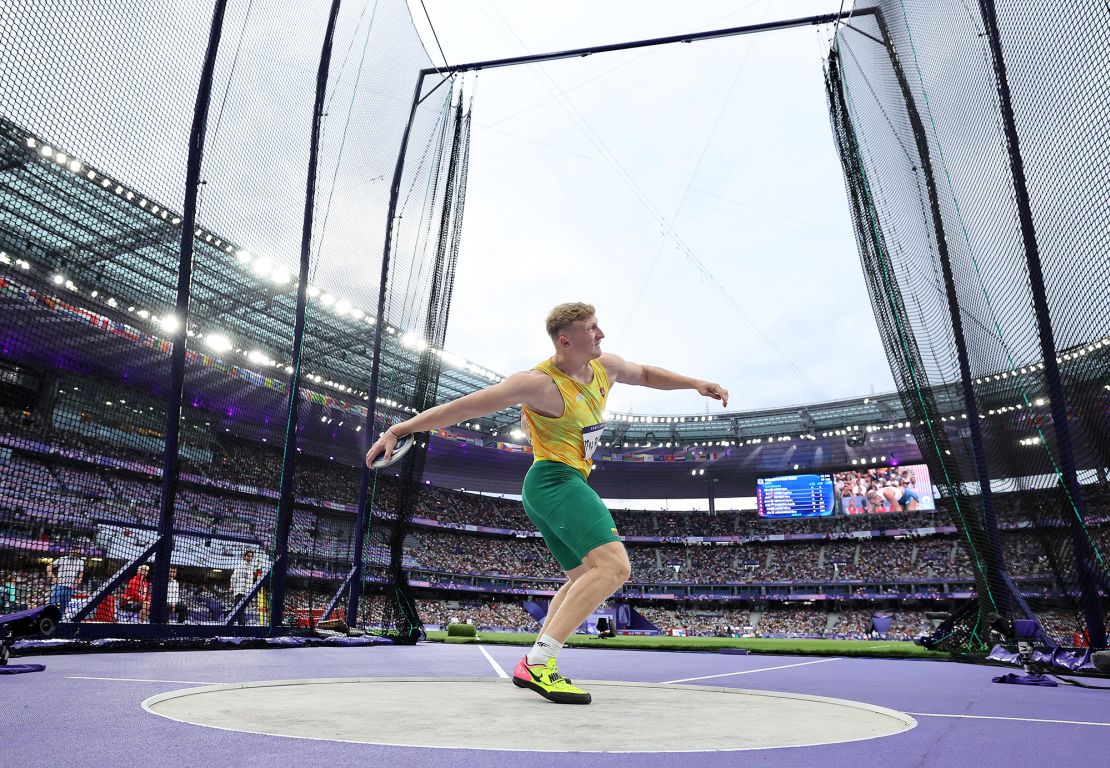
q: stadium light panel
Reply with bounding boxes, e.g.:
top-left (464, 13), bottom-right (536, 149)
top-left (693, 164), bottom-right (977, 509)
top-left (204, 334), bottom-right (233, 353)
top-left (440, 351), bottom-right (467, 371)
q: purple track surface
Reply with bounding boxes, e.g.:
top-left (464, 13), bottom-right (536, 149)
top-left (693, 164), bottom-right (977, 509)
top-left (6, 643), bottom-right (1108, 766)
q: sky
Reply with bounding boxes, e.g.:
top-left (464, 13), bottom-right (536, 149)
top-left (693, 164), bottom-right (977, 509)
top-left (408, 0), bottom-right (896, 415)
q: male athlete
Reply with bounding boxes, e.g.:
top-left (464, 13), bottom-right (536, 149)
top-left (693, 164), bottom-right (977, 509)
top-left (365, 302), bottom-right (728, 704)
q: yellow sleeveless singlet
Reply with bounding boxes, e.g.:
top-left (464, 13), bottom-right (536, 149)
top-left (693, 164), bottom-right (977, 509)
top-left (522, 358), bottom-right (610, 476)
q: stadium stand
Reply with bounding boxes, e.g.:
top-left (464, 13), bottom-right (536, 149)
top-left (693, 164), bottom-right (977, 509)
top-left (2, 389), bottom-right (1104, 642)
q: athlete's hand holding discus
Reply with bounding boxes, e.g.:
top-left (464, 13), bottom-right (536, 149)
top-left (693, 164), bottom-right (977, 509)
top-left (365, 426), bottom-right (415, 469)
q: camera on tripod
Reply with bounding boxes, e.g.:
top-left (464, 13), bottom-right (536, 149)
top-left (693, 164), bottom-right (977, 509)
top-left (1012, 618), bottom-right (1041, 674)
top-left (0, 604), bottom-right (62, 666)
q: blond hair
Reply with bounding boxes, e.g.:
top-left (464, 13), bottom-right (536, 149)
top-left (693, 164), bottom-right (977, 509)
top-left (545, 302), bottom-right (595, 340)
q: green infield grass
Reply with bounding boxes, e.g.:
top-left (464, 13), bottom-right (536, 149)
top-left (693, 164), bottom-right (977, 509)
top-left (424, 630), bottom-right (950, 658)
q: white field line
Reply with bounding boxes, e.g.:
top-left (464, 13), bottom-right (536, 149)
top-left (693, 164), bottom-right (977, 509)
top-left (662, 657), bottom-right (841, 684)
top-left (478, 645), bottom-right (509, 678)
top-left (908, 712), bottom-right (1110, 727)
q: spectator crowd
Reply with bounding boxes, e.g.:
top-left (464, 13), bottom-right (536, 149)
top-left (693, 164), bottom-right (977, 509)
top-left (2, 399), bottom-right (1108, 646)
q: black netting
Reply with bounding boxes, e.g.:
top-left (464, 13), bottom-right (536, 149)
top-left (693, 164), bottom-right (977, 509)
top-left (0, 0), bottom-right (210, 635)
top-left (5, 1), bottom-right (1103, 660)
top-left (343, 76), bottom-right (472, 641)
top-left (826, 2), bottom-right (1108, 653)
top-left (0, 0), bottom-right (465, 642)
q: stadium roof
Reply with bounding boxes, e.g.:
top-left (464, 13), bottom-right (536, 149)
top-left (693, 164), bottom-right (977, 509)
top-left (1, 114), bottom-right (1106, 497)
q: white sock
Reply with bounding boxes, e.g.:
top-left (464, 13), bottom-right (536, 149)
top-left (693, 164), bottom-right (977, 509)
top-left (526, 633), bottom-right (564, 666)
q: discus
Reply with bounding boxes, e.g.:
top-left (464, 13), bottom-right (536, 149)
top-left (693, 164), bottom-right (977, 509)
top-left (370, 434), bottom-right (415, 469)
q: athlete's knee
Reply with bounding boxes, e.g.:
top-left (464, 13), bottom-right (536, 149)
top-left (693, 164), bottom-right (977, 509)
top-left (612, 552), bottom-right (631, 584)
top-left (565, 563), bottom-right (589, 584)
top-left (586, 542), bottom-right (630, 584)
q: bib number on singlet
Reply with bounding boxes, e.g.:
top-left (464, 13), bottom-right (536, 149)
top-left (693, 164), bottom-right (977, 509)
top-left (582, 422), bottom-right (605, 461)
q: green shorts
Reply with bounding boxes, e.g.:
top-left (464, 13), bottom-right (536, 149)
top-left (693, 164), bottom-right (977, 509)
top-left (521, 459), bottom-right (621, 571)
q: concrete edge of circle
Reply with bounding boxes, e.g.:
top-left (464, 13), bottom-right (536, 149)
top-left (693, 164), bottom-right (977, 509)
top-left (141, 677), bottom-right (918, 753)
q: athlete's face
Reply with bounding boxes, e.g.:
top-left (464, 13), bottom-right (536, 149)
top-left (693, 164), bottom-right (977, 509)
top-left (561, 315), bottom-right (605, 358)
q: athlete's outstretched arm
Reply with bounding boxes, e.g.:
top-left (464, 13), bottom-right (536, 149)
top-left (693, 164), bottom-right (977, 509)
top-left (364, 372), bottom-right (540, 467)
top-left (600, 352), bottom-right (728, 407)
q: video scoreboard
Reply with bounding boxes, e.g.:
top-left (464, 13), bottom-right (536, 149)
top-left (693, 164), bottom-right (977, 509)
top-left (756, 473), bottom-right (835, 518)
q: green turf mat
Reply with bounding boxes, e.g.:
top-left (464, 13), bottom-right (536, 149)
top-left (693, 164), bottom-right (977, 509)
top-left (424, 631), bottom-right (949, 659)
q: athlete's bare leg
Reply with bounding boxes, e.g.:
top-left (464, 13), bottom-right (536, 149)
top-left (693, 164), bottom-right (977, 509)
top-left (537, 563), bottom-right (589, 639)
top-left (543, 541), bottom-right (630, 644)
